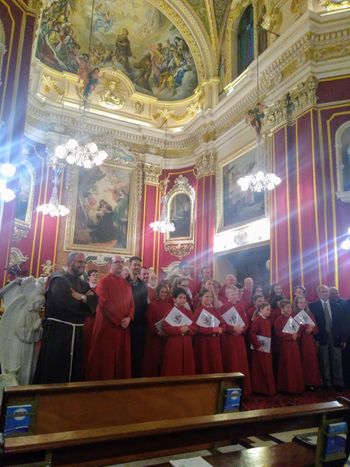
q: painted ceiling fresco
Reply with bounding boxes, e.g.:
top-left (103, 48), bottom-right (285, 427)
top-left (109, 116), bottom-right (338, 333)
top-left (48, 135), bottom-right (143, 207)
top-left (36, 0), bottom-right (199, 101)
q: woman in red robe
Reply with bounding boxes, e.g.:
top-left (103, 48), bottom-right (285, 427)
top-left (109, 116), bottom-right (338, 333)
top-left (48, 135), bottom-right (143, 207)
top-left (193, 289), bottom-right (223, 374)
top-left (274, 300), bottom-right (305, 393)
top-left (161, 287), bottom-right (195, 376)
top-left (249, 302), bottom-right (276, 395)
top-left (142, 284), bottom-right (172, 377)
top-left (219, 286), bottom-right (252, 395)
top-left (294, 296), bottom-right (322, 389)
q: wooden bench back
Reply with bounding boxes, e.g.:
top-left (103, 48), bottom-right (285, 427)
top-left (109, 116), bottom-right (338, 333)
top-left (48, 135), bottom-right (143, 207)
top-left (3, 400), bottom-right (350, 467)
top-left (0, 373), bottom-right (244, 434)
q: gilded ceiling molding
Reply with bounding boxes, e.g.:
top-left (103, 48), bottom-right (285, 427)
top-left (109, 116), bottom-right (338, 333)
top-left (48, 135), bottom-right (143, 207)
top-left (205, 0), bottom-right (219, 50)
top-left (143, 163), bottom-right (162, 185)
top-left (26, 22), bottom-right (350, 158)
top-left (186, 0), bottom-right (211, 36)
top-left (266, 75), bottom-right (318, 128)
top-left (195, 151), bottom-right (217, 178)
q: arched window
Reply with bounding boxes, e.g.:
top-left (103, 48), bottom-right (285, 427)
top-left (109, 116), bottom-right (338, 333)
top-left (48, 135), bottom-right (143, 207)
top-left (335, 122), bottom-right (350, 202)
top-left (237, 5), bottom-right (254, 76)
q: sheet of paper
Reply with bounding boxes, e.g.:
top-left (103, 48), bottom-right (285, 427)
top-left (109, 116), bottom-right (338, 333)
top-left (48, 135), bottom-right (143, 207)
top-left (294, 310), bottom-right (315, 326)
top-left (282, 317), bottom-right (300, 334)
top-left (170, 457), bottom-right (212, 467)
top-left (250, 335), bottom-right (271, 353)
top-left (196, 309), bottom-right (220, 328)
top-left (164, 307), bottom-right (192, 327)
top-left (154, 319), bottom-right (163, 333)
top-left (222, 306), bottom-right (245, 327)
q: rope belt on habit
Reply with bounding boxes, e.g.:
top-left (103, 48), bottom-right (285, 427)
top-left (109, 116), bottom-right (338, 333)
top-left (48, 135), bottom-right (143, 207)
top-left (47, 317), bottom-right (84, 382)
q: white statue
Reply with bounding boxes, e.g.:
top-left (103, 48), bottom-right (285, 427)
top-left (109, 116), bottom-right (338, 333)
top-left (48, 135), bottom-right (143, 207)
top-left (0, 276), bottom-right (46, 385)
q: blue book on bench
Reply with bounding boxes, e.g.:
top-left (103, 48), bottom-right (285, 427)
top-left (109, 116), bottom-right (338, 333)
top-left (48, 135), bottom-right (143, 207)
top-left (223, 388), bottom-right (241, 412)
top-left (4, 404), bottom-right (33, 436)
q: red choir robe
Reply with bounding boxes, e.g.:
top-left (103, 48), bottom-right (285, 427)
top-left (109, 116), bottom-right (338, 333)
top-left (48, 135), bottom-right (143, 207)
top-left (249, 313), bottom-right (276, 395)
top-left (142, 299), bottom-right (172, 377)
top-left (193, 306), bottom-right (224, 374)
top-left (274, 314), bottom-right (305, 393)
top-left (147, 285), bottom-right (156, 303)
top-left (219, 302), bottom-right (252, 395)
top-left (241, 289), bottom-right (253, 308)
top-left (246, 306), bottom-right (257, 323)
top-left (293, 310), bottom-right (322, 387)
top-left (161, 305), bottom-right (195, 376)
top-left (218, 284), bottom-right (229, 303)
top-left (86, 274), bottom-right (135, 380)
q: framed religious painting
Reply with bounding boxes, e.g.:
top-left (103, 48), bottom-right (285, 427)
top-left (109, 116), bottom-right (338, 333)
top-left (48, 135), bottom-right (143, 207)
top-left (12, 159), bottom-right (36, 243)
top-left (164, 175), bottom-right (195, 258)
top-left (65, 161), bottom-right (139, 255)
top-left (217, 143), bottom-right (266, 232)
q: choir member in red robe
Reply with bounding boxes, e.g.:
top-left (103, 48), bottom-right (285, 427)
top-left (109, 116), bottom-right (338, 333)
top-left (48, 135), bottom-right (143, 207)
top-left (142, 284), bottom-right (172, 377)
top-left (161, 287), bottom-right (195, 376)
top-left (195, 266), bottom-right (212, 294)
top-left (274, 300), bottom-right (305, 393)
top-left (246, 295), bottom-right (265, 323)
top-left (241, 277), bottom-right (254, 308)
top-left (218, 274), bottom-right (237, 303)
top-left (220, 286), bottom-right (252, 395)
top-left (249, 303), bottom-right (276, 395)
top-left (86, 256), bottom-right (135, 380)
top-left (193, 289), bottom-right (223, 374)
top-left (294, 296), bottom-right (321, 389)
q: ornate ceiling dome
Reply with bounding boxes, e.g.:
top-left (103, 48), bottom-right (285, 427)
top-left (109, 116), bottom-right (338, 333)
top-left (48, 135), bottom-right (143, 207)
top-left (36, 0), bottom-right (199, 101)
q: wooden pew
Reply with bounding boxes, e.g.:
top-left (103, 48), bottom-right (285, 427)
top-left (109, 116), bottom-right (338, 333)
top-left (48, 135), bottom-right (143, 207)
top-left (2, 399), bottom-right (350, 466)
top-left (0, 373), bottom-right (244, 434)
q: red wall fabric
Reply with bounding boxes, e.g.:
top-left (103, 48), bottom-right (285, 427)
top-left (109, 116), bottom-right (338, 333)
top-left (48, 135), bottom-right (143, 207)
top-left (270, 75), bottom-right (350, 300)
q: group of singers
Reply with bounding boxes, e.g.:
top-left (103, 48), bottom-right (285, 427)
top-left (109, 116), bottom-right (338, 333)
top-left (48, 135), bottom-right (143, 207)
top-left (34, 252), bottom-right (349, 397)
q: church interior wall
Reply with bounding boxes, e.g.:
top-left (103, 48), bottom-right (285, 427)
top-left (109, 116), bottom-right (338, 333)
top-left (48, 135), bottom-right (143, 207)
top-left (0, 0), bottom-right (349, 297)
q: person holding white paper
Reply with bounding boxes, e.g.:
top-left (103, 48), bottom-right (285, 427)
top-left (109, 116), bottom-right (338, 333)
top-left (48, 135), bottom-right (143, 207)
top-left (274, 300), bottom-right (305, 393)
top-left (142, 284), bottom-right (172, 377)
top-left (193, 290), bottom-right (223, 374)
top-left (249, 302), bottom-right (276, 395)
top-left (161, 288), bottom-right (195, 376)
top-left (219, 286), bottom-right (251, 395)
top-left (293, 296), bottom-right (321, 390)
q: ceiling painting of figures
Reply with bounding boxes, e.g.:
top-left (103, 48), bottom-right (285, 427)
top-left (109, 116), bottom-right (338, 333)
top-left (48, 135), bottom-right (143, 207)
top-left (36, 0), bottom-right (199, 101)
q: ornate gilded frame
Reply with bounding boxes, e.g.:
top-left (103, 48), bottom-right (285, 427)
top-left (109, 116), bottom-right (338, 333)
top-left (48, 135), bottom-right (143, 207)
top-left (65, 160), bottom-right (140, 256)
top-left (12, 157), bottom-right (36, 243)
top-left (164, 175), bottom-right (195, 258)
top-left (335, 121), bottom-right (350, 203)
top-left (216, 142), bottom-right (267, 233)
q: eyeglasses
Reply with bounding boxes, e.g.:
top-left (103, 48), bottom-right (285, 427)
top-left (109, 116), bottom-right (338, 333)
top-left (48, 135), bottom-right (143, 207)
top-left (111, 260), bottom-right (124, 264)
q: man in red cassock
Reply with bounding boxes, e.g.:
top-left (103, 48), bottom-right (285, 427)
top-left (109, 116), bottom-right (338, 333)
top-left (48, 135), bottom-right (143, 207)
top-left (86, 255), bottom-right (135, 380)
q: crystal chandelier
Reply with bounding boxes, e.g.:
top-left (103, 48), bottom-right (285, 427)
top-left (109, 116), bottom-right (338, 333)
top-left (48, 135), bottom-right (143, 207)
top-left (54, 105), bottom-right (108, 169)
top-left (238, 171), bottom-right (281, 192)
top-left (150, 192), bottom-right (175, 234)
top-left (37, 166), bottom-right (69, 217)
top-left (53, 0), bottom-right (108, 170)
top-left (238, 46), bottom-right (281, 192)
top-left (150, 120), bottom-right (175, 234)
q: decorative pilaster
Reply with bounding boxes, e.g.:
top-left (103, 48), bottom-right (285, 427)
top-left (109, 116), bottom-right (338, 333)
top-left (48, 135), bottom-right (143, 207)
top-left (195, 152), bottom-right (216, 179)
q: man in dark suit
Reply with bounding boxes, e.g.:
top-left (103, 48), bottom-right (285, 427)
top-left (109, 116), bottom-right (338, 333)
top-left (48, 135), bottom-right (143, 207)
top-left (310, 285), bottom-right (346, 389)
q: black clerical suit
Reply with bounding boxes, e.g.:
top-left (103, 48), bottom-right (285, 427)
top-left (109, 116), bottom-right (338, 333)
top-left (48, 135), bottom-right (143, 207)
top-left (128, 277), bottom-right (148, 377)
top-left (34, 272), bottom-right (97, 384)
top-left (309, 299), bottom-right (346, 388)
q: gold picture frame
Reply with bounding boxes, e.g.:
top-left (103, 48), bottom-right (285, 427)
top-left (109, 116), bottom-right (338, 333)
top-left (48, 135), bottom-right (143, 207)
top-left (65, 161), bottom-right (139, 255)
top-left (216, 142), bottom-right (266, 233)
top-left (164, 175), bottom-right (195, 258)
